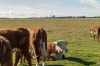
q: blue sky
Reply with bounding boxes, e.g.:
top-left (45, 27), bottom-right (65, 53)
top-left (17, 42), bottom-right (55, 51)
top-left (0, 0), bottom-right (100, 18)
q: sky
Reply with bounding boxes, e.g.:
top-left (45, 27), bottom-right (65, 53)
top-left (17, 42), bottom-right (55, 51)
top-left (0, 0), bottom-right (100, 18)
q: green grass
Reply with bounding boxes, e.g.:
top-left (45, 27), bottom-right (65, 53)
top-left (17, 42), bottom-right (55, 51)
top-left (0, 18), bottom-right (100, 66)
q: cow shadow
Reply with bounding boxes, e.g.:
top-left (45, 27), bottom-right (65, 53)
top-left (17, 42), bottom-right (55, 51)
top-left (65, 57), bottom-right (96, 66)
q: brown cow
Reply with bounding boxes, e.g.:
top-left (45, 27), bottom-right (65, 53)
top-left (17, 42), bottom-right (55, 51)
top-left (28, 27), bottom-right (47, 66)
top-left (97, 27), bottom-right (100, 42)
top-left (0, 28), bottom-right (32, 66)
top-left (46, 40), bottom-right (68, 61)
top-left (90, 26), bottom-right (100, 42)
top-left (0, 36), bottom-right (13, 66)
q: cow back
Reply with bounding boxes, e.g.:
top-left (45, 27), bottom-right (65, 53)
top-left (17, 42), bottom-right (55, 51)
top-left (15, 28), bottom-right (30, 49)
top-left (0, 29), bottom-right (17, 48)
top-left (0, 28), bottom-right (30, 49)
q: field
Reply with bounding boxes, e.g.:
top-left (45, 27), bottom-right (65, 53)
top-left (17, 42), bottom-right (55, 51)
top-left (0, 18), bottom-right (100, 66)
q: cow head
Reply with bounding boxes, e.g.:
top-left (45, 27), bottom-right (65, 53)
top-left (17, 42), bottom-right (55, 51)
top-left (90, 28), bottom-right (98, 37)
top-left (54, 40), bottom-right (68, 54)
top-left (90, 28), bottom-right (93, 34)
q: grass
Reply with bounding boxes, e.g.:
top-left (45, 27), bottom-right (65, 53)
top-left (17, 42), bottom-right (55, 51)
top-left (0, 18), bottom-right (100, 66)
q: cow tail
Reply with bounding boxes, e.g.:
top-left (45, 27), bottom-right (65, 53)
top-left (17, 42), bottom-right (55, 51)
top-left (42, 29), bottom-right (47, 51)
top-left (39, 28), bottom-right (47, 58)
top-left (0, 39), bottom-right (4, 66)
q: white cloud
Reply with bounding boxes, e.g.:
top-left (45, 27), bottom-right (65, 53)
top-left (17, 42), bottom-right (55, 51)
top-left (80, 0), bottom-right (100, 8)
top-left (0, 12), bottom-right (57, 18)
top-left (81, 7), bottom-right (87, 9)
top-left (0, 3), bottom-right (67, 18)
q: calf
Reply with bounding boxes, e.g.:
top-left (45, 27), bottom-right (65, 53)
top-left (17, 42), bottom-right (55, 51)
top-left (28, 27), bottom-right (47, 66)
top-left (0, 36), bottom-right (13, 66)
top-left (46, 40), bottom-right (68, 61)
top-left (0, 28), bottom-right (32, 66)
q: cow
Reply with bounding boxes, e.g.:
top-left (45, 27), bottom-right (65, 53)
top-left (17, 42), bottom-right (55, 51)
top-left (97, 27), bottom-right (100, 42)
top-left (28, 27), bottom-right (47, 66)
top-left (90, 26), bottom-right (100, 42)
top-left (0, 28), bottom-right (32, 66)
top-left (46, 40), bottom-right (68, 61)
top-left (0, 36), bottom-right (13, 66)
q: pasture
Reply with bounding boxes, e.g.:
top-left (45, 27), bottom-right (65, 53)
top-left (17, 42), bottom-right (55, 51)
top-left (0, 18), bottom-right (100, 66)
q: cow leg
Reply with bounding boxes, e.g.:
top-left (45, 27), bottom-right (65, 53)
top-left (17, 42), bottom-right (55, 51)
top-left (14, 51), bottom-right (20, 66)
top-left (1, 61), bottom-right (3, 66)
top-left (47, 52), bottom-right (56, 61)
top-left (19, 53), bottom-right (24, 65)
top-left (23, 50), bottom-right (32, 66)
top-left (36, 56), bottom-right (40, 66)
top-left (1, 56), bottom-right (4, 66)
top-left (47, 56), bottom-right (56, 61)
top-left (50, 56), bottom-right (56, 61)
top-left (5, 53), bottom-right (13, 66)
top-left (94, 35), bottom-right (95, 40)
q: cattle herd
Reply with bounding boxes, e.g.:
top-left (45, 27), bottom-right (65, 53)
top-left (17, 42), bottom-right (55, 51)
top-left (0, 27), bottom-right (68, 66)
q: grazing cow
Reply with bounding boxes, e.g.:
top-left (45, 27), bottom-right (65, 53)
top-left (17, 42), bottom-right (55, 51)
top-left (0, 28), bottom-right (32, 66)
top-left (28, 27), bottom-right (47, 66)
top-left (90, 26), bottom-right (100, 40)
top-left (0, 36), bottom-right (13, 66)
top-left (46, 40), bottom-right (68, 61)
